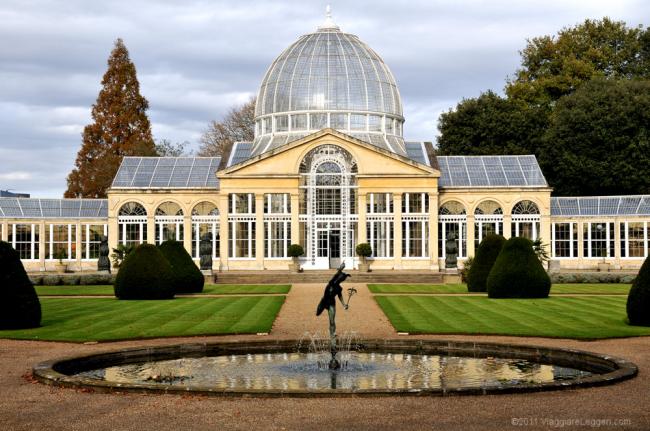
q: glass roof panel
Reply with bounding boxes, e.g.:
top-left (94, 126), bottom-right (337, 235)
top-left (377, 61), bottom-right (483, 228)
top-left (112, 157), bottom-right (221, 189)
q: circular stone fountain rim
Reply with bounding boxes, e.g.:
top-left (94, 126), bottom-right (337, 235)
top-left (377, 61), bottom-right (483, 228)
top-left (32, 339), bottom-right (638, 397)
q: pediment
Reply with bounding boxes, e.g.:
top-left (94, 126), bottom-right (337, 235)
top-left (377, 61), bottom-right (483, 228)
top-left (218, 129), bottom-right (438, 178)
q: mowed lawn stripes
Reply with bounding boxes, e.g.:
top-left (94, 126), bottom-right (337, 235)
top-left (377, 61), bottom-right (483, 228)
top-left (374, 296), bottom-right (650, 339)
top-left (368, 284), bottom-right (631, 295)
top-left (0, 297), bottom-right (285, 342)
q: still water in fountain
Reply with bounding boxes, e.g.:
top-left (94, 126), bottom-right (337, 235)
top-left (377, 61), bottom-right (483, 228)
top-left (77, 351), bottom-right (592, 391)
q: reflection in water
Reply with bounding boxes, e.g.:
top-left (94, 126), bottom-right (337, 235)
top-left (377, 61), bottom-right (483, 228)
top-left (78, 352), bottom-right (592, 391)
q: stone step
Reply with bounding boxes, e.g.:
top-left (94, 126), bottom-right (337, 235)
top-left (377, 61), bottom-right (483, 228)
top-left (211, 270), bottom-right (444, 284)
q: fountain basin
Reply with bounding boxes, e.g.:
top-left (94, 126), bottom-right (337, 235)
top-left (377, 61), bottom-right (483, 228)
top-left (32, 339), bottom-right (637, 397)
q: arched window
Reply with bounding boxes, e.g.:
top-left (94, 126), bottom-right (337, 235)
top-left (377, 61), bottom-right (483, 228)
top-left (439, 201), bottom-right (466, 215)
top-left (155, 202), bottom-right (184, 244)
top-left (474, 200), bottom-right (503, 248)
top-left (191, 202), bottom-right (220, 260)
top-left (118, 202), bottom-right (147, 246)
top-left (192, 202), bottom-right (219, 216)
top-left (119, 202), bottom-right (146, 216)
top-left (298, 145), bottom-right (358, 268)
top-left (512, 200), bottom-right (541, 239)
top-left (438, 201), bottom-right (467, 259)
top-left (155, 201), bottom-right (183, 216)
top-left (512, 200), bottom-right (539, 215)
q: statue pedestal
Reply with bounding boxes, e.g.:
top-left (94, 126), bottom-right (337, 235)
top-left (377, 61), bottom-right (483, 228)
top-left (201, 270), bottom-right (214, 283)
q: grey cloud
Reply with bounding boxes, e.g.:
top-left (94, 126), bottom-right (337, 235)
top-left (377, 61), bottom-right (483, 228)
top-left (0, 0), bottom-right (647, 197)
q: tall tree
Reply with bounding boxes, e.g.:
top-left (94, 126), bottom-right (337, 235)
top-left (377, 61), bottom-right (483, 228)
top-left (197, 97), bottom-right (255, 157)
top-left (540, 79), bottom-right (650, 196)
top-left (154, 139), bottom-right (191, 157)
top-left (506, 18), bottom-right (649, 105)
top-left (65, 39), bottom-right (156, 198)
top-left (437, 91), bottom-right (545, 156)
top-left (436, 18), bottom-right (649, 196)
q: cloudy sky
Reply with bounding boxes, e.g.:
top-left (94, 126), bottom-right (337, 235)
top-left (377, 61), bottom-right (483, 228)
top-left (0, 0), bottom-right (647, 197)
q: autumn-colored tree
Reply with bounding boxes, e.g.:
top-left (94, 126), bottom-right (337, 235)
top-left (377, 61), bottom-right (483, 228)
top-left (197, 97), bottom-right (255, 157)
top-left (65, 39), bottom-right (156, 198)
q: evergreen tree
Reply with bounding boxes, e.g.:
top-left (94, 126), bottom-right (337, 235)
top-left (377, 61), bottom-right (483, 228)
top-left (65, 38), bottom-right (156, 198)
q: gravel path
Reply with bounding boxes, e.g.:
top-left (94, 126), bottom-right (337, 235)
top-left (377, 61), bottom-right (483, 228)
top-left (1, 282), bottom-right (649, 431)
top-left (271, 283), bottom-right (395, 338)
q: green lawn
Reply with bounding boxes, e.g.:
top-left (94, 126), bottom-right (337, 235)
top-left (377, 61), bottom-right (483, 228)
top-left (368, 283), bottom-right (630, 295)
top-left (35, 284), bottom-right (291, 296)
top-left (374, 296), bottom-right (650, 339)
top-left (203, 284), bottom-right (291, 295)
top-left (368, 284), bottom-right (466, 294)
top-left (0, 297), bottom-right (285, 342)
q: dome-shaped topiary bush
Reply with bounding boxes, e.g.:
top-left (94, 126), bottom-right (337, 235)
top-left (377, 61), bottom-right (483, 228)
top-left (627, 256), bottom-right (650, 326)
top-left (0, 241), bottom-right (41, 329)
top-left (355, 243), bottom-right (372, 258)
top-left (487, 237), bottom-right (551, 298)
top-left (288, 244), bottom-right (304, 258)
top-left (158, 240), bottom-right (204, 293)
top-left (114, 244), bottom-right (175, 299)
top-left (467, 234), bottom-right (506, 292)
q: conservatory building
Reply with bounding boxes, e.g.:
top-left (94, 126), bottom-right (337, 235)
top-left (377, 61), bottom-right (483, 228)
top-left (1, 14), bottom-right (649, 273)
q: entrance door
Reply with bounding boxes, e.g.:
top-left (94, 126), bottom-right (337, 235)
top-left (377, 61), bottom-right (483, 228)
top-left (328, 230), bottom-right (341, 268)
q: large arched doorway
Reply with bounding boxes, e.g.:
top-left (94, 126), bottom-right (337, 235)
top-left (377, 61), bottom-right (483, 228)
top-left (299, 144), bottom-right (358, 268)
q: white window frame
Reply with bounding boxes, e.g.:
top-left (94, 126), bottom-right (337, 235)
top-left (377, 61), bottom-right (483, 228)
top-left (584, 221), bottom-right (614, 259)
top-left (11, 223), bottom-right (38, 260)
top-left (621, 221), bottom-right (648, 259)
top-left (551, 222), bottom-right (577, 259)
top-left (81, 224), bottom-right (108, 261)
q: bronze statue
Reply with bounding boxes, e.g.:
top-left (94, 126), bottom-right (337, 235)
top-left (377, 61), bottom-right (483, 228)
top-left (316, 263), bottom-right (353, 369)
top-left (98, 235), bottom-right (110, 272)
top-left (445, 232), bottom-right (459, 268)
top-left (199, 233), bottom-right (212, 270)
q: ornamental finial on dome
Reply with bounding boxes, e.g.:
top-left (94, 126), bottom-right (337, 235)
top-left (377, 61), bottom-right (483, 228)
top-left (317, 5), bottom-right (340, 31)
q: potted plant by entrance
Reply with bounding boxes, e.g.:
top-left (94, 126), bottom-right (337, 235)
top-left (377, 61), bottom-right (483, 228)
top-left (287, 244), bottom-right (304, 273)
top-left (53, 249), bottom-right (68, 274)
top-left (356, 243), bottom-right (372, 272)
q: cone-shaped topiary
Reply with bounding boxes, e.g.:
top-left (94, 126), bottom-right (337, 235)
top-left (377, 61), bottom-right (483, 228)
top-left (487, 237), bottom-right (551, 298)
top-left (114, 244), bottom-right (175, 299)
top-left (157, 240), bottom-right (204, 293)
top-left (467, 234), bottom-right (506, 292)
top-left (0, 241), bottom-right (41, 329)
top-left (627, 257), bottom-right (650, 326)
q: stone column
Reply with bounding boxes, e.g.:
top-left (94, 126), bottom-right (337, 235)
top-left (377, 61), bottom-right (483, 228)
top-left (393, 194), bottom-right (402, 269)
top-left (614, 219), bottom-right (621, 268)
top-left (183, 214), bottom-right (192, 257)
top-left (255, 194), bottom-right (264, 269)
top-left (219, 194), bottom-right (229, 270)
top-left (290, 194), bottom-right (300, 247)
top-left (358, 192), bottom-right (367, 246)
top-left (146, 214), bottom-right (155, 245)
top-left (428, 192), bottom-right (439, 270)
top-left (1, 220), bottom-right (7, 241)
top-left (577, 221), bottom-right (584, 260)
top-left (39, 221), bottom-right (46, 272)
top-left (540, 214), bottom-right (551, 251)
top-left (75, 222), bottom-right (82, 272)
top-left (466, 214), bottom-right (475, 257)
top-left (502, 214), bottom-right (512, 239)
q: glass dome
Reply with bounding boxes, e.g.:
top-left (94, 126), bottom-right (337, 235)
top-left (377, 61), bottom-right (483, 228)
top-left (251, 10), bottom-right (405, 156)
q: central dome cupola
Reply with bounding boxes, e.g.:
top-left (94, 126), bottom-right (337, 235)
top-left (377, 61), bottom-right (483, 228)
top-left (251, 7), bottom-right (405, 156)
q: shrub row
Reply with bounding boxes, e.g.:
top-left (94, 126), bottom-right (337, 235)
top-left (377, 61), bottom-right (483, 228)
top-left (467, 235), bottom-right (551, 298)
top-left (29, 273), bottom-right (115, 286)
top-left (114, 241), bottom-right (204, 300)
top-left (551, 272), bottom-right (636, 284)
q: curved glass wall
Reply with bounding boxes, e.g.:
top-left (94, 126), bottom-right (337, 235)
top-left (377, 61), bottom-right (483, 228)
top-left (252, 26), bottom-right (405, 156)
